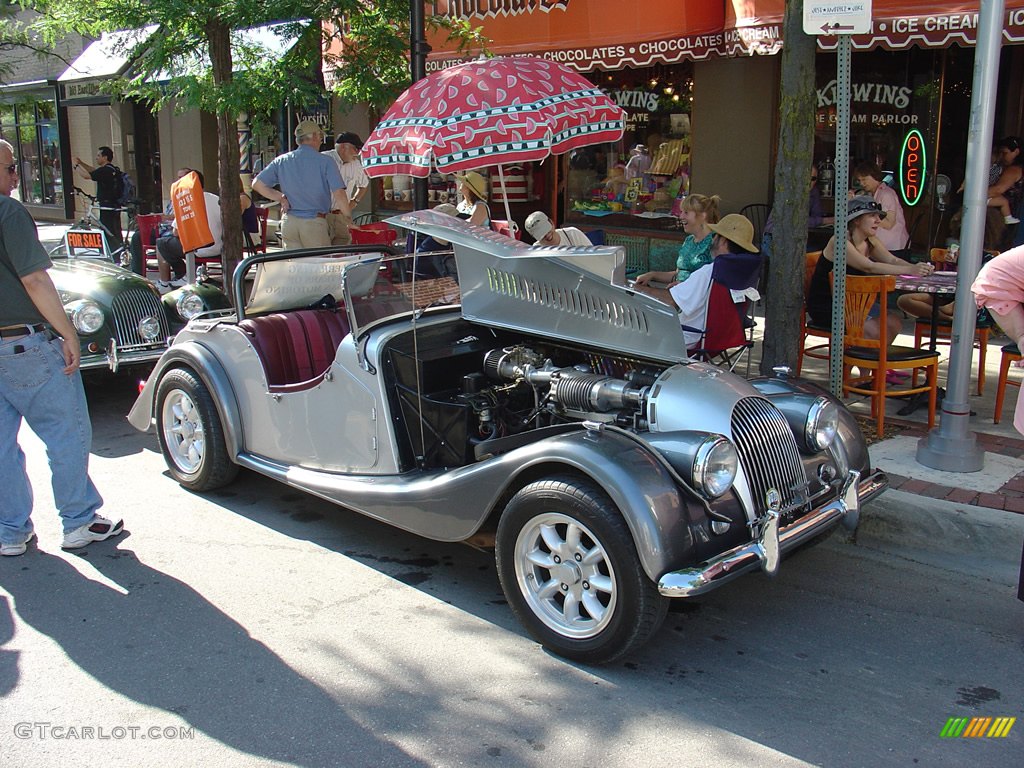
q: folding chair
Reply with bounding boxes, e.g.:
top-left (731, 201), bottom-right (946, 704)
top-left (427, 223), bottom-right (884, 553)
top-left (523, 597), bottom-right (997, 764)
top-left (135, 213), bottom-right (163, 277)
top-left (684, 252), bottom-right (763, 373)
top-left (491, 219), bottom-right (521, 239)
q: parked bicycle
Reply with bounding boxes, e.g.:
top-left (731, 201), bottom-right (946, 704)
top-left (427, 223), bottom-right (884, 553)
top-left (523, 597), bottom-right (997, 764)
top-left (48, 186), bottom-right (139, 267)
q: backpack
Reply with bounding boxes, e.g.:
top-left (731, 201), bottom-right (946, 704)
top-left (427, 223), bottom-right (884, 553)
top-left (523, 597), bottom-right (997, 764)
top-left (111, 166), bottom-right (136, 208)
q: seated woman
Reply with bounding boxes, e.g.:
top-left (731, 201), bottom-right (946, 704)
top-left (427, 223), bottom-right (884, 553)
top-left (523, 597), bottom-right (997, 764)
top-left (632, 193), bottom-right (721, 303)
top-left (454, 171), bottom-right (491, 228)
top-left (807, 196), bottom-right (932, 353)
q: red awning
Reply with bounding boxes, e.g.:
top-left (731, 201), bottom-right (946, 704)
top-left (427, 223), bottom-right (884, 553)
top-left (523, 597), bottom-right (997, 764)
top-left (426, 0), bottom-right (725, 72)
top-left (726, 0), bottom-right (1024, 54)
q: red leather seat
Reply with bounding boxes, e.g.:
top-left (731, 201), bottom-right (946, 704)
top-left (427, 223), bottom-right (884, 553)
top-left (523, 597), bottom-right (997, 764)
top-left (239, 309), bottom-right (349, 389)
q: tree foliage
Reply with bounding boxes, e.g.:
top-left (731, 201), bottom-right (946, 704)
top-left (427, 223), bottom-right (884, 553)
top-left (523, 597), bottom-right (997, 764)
top-left (760, 0), bottom-right (816, 374)
top-left (28, 0), bottom-right (485, 289)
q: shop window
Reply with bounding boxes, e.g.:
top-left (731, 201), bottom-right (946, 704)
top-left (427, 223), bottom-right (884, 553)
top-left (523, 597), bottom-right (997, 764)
top-left (565, 64), bottom-right (693, 230)
top-left (0, 93), bottom-right (62, 206)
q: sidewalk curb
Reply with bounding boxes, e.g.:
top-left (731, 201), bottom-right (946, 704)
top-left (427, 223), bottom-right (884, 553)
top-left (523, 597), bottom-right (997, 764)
top-left (856, 489), bottom-right (1024, 586)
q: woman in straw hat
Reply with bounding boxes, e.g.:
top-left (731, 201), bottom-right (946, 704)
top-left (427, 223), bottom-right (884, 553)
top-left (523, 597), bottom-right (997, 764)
top-left (454, 171), bottom-right (491, 228)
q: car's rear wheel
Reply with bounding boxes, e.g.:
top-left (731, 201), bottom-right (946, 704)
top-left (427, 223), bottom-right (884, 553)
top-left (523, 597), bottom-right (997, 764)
top-left (495, 474), bottom-right (668, 664)
top-left (156, 367), bottom-right (238, 491)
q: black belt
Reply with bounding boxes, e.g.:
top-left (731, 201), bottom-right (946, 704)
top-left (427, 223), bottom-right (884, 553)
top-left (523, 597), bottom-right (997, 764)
top-left (0, 324), bottom-right (46, 340)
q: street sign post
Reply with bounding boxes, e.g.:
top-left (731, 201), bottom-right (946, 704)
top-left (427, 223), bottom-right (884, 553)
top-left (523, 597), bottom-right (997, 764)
top-left (803, 1), bottom-right (870, 394)
top-left (803, 2), bottom-right (872, 36)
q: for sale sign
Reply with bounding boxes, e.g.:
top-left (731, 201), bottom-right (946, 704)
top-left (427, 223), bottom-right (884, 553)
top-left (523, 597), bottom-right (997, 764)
top-left (63, 228), bottom-right (109, 259)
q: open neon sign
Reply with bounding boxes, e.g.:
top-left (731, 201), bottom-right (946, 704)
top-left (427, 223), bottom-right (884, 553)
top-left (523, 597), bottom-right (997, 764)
top-left (900, 129), bottom-right (927, 207)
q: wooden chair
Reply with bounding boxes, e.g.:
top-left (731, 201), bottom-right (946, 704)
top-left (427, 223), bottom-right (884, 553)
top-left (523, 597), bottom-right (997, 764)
top-left (908, 246), bottom-right (992, 395)
top-left (797, 251), bottom-right (832, 375)
top-left (842, 274), bottom-right (940, 438)
top-left (993, 342), bottom-right (1021, 424)
top-left (244, 207), bottom-right (270, 256)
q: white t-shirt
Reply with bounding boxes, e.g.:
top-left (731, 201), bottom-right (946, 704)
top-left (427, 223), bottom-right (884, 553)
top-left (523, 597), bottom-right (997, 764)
top-left (321, 149), bottom-right (368, 204)
top-left (554, 227), bottom-right (592, 246)
top-left (668, 263), bottom-right (715, 347)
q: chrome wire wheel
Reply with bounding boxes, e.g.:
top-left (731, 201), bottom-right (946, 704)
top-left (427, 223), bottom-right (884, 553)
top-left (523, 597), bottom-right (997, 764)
top-left (513, 511), bottom-right (617, 640)
top-left (161, 387), bottom-right (206, 474)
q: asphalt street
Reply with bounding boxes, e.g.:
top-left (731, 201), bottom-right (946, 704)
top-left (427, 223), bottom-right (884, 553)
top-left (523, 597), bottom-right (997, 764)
top-left (0, 373), bottom-right (1021, 767)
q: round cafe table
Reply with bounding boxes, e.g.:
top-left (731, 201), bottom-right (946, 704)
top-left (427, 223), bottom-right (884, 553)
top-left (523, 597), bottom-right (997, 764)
top-left (894, 271), bottom-right (958, 352)
top-left (893, 271), bottom-right (959, 416)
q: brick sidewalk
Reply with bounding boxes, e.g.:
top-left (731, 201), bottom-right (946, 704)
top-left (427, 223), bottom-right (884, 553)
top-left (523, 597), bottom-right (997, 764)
top-left (881, 419), bottom-right (1024, 513)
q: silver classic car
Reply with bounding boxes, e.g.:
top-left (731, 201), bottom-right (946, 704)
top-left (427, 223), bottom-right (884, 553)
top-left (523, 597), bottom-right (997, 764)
top-left (130, 211), bottom-right (887, 663)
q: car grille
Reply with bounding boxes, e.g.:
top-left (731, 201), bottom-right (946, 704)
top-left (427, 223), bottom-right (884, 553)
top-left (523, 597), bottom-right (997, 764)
top-left (730, 397), bottom-right (810, 519)
top-left (110, 288), bottom-right (170, 349)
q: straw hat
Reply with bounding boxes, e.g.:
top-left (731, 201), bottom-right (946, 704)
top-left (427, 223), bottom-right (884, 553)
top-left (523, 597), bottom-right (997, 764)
top-left (707, 213), bottom-right (758, 253)
top-left (455, 171), bottom-right (487, 199)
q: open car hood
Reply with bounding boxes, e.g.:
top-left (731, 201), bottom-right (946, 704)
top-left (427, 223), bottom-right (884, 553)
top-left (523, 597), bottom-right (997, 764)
top-left (387, 210), bottom-right (689, 365)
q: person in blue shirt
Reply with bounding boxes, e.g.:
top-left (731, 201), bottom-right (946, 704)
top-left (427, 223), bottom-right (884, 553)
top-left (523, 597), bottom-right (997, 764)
top-left (252, 121), bottom-right (350, 248)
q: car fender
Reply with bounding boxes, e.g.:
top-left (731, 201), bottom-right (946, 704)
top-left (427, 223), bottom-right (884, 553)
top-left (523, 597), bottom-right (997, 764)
top-left (128, 341), bottom-right (243, 459)
top-left (489, 428), bottom-right (703, 583)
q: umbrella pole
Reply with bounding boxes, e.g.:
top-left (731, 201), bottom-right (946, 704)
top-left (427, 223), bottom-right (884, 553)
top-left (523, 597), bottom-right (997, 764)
top-left (498, 165), bottom-right (513, 231)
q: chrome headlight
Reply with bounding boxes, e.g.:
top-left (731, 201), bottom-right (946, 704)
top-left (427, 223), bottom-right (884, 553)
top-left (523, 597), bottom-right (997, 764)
top-left (67, 300), bottom-right (104, 335)
top-left (693, 436), bottom-right (739, 499)
top-left (806, 398), bottom-right (840, 452)
top-left (175, 291), bottom-right (206, 321)
top-left (137, 316), bottom-right (162, 341)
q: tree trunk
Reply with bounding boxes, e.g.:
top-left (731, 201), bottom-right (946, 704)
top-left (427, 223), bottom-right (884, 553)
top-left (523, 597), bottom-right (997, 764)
top-left (760, 0), bottom-right (817, 374)
top-left (205, 18), bottom-right (242, 299)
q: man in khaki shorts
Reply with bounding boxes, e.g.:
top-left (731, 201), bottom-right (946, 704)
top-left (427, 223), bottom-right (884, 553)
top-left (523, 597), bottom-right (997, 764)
top-left (252, 120), bottom-right (350, 248)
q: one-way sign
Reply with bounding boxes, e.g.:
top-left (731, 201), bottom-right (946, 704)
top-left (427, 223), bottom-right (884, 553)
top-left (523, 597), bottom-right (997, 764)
top-left (803, 1), bottom-right (872, 36)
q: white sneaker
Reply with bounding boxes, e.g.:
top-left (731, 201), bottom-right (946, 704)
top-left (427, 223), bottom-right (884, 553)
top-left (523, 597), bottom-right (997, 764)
top-left (168, 277), bottom-right (188, 288)
top-left (62, 515), bottom-right (124, 549)
top-left (155, 280), bottom-right (173, 294)
top-left (1005, 215), bottom-right (1020, 225)
top-left (1, 531), bottom-right (35, 557)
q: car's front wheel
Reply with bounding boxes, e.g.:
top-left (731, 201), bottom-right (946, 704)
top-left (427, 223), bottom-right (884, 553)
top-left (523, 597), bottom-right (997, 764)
top-left (496, 475), bottom-right (668, 664)
top-left (156, 367), bottom-right (238, 491)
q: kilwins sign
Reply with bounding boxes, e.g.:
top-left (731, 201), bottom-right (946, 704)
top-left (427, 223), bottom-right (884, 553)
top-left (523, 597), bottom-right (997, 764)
top-left (815, 80), bottom-right (919, 128)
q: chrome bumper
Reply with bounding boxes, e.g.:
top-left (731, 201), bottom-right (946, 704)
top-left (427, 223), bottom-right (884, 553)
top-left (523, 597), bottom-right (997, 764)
top-left (658, 468), bottom-right (888, 598)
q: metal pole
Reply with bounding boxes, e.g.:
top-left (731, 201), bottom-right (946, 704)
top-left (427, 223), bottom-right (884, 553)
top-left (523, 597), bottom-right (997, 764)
top-left (829, 35), bottom-right (852, 397)
top-left (410, 1), bottom-right (430, 210)
top-left (916, 0), bottom-right (1004, 472)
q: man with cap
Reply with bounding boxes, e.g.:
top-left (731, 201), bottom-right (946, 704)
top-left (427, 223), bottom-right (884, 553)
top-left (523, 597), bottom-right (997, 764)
top-left (632, 213), bottom-right (760, 346)
top-left (668, 213), bottom-right (761, 347)
top-left (322, 131), bottom-right (370, 246)
top-left (252, 120), bottom-right (350, 249)
top-left (525, 211), bottom-right (591, 247)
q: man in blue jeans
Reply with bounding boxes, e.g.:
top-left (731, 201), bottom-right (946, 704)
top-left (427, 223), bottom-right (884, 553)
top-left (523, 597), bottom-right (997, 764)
top-left (0, 139), bottom-right (123, 556)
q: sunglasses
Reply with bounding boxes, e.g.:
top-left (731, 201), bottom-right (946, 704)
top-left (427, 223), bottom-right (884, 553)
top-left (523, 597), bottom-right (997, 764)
top-left (810, 175), bottom-right (818, 181)
top-left (4, 164), bottom-right (17, 175)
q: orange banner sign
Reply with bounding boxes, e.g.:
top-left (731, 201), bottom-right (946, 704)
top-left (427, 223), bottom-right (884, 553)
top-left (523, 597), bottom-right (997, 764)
top-left (170, 172), bottom-right (213, 254)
